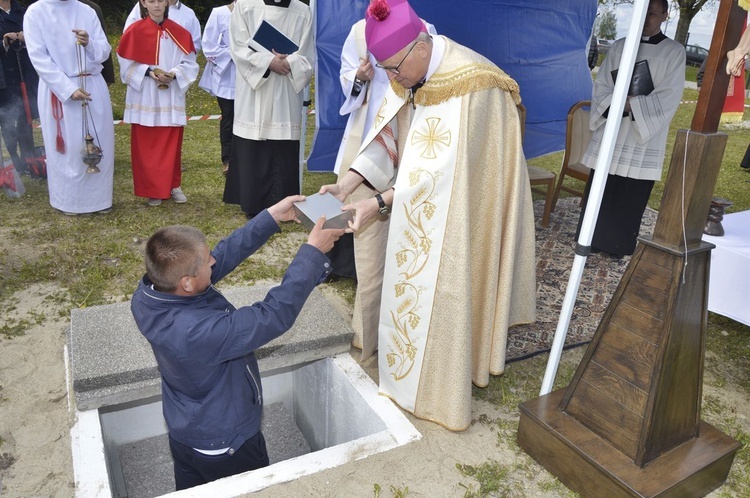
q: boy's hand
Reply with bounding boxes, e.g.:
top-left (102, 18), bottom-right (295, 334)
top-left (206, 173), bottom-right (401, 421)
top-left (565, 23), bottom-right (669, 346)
top-left (268, 195), bottom-right (305, 224)
top-left (307, 216), bottom-right (345, 253)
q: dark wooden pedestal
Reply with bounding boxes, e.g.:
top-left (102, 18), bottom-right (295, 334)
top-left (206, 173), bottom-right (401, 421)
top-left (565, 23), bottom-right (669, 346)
top-left (517, 129), bottom-right (741, 496)
top-left (516, 3), bottom-right (750, 492)
top-left (518, 238), bottom-right (741, 497)
top-left (519, 389), bottom-right (739, 498)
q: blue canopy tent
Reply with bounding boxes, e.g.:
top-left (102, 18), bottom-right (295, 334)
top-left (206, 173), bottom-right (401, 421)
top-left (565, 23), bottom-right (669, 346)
top-left (307, 0), bottom-right (598, 172)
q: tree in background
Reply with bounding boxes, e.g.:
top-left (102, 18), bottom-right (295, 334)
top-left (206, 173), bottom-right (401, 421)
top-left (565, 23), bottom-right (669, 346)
top-left (601, 0), bottom-right (714, 47)
top-left (673, 0), bottom-right (712, 46)
top-left (598, 8), bottom-right (618, 40)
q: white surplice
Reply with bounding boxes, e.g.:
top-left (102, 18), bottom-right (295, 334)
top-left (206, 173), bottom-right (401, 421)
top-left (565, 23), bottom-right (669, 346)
top-left (198, 5), bottom-right (236, 100)
top-left (118, 23), bottom-right (199, 127)
top-left (582, 35), bottom-right (685, 181)
top-left (230, 0), bottom-right (314, 141)
top-left (24, 0), bottom-right (114, 214)
top-left (125, 1), bottom-right (202, 53)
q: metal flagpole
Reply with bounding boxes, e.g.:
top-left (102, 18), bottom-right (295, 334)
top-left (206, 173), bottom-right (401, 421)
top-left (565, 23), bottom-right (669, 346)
top-left (300, 84), bottom-right (310, 191)
top-left (539, 0), bottom-right (650, 395)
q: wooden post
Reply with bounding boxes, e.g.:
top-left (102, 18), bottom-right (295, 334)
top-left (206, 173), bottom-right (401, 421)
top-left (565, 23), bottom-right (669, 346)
top-left (517, 1), bottom-right (743, 496)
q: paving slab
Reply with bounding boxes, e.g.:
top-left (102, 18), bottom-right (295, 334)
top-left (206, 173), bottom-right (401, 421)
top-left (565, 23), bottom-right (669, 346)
top-left (69, 285), bottom-right (353, 411)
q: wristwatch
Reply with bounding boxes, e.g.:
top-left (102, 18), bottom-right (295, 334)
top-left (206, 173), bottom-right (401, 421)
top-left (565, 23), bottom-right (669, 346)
top-left (375, 193), bottom-right (390, 215)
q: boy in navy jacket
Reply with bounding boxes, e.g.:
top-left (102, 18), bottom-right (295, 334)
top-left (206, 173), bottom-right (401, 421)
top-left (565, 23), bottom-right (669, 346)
top-left (131, 195), bottom-right (344, 490)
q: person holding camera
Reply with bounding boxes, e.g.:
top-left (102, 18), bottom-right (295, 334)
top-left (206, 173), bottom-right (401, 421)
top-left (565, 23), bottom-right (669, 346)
top-left (328, 12), bottom-right (436, 357)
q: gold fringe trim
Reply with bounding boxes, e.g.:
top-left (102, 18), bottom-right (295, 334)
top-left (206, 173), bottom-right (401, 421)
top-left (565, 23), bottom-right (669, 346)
top-left (720, 111), bottom-right (745, 124)
top-left (390, 62), bottom-right (521, 108)
top-left (739, 0), bottom-right (750, 12)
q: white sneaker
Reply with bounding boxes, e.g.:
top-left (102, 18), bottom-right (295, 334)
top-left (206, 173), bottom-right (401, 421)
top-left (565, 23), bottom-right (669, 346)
top-left (147, 198), bottom-right (162, 206)
top-left (171, 187), bottom-right (187, 203)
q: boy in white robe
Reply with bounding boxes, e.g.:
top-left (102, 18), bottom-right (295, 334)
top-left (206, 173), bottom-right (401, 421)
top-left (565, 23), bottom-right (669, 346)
top-left (24, 0), bottom-right (114, 215)
top-left (578, 0), bottom-right (685, 256)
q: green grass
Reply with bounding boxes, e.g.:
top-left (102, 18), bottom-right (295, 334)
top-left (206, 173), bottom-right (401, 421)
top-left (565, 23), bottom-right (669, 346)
top-left (0, 47), bottom-right (335, 311)
top-left (0, 44), bottom-right (747, 496)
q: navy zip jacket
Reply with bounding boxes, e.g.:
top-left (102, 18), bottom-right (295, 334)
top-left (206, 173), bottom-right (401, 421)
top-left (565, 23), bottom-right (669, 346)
top-left (131, 210), bottom-right (331, 451)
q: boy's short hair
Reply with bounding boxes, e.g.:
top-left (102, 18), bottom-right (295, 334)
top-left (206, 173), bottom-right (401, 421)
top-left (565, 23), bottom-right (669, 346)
top-left (145, 225), bottom-right (206, 292)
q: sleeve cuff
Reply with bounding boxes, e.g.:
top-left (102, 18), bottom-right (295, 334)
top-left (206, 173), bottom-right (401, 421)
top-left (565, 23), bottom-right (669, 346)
top-left (296, 244), bottom-right (332, 283)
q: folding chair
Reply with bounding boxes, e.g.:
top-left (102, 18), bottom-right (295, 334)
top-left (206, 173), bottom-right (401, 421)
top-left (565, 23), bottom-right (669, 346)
top-left (550, 100), bottom-right (593, 212)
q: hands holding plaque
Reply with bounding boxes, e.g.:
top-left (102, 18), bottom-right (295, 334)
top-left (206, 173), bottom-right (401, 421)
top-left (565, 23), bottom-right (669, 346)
top-left (318, 182), bottom-right (391, 232)
top-left (293, 193), bottom-right (354, 230)
top-left (270, 195), bottom-right (346, 254)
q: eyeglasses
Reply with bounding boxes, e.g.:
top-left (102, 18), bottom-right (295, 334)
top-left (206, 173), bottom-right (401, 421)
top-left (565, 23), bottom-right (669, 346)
top-left (375, 42), bottom-right (418, 74)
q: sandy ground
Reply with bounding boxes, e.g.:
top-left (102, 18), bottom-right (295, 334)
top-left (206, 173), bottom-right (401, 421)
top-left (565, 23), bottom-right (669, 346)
top-left (0, 282), bottom-right (746, 498)
top-left (0, 284), bottom-right (75, 497)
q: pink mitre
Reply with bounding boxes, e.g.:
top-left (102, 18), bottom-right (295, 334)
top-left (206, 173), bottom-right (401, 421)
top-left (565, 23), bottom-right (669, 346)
top-left (365, 0), bottom-right (428, 62)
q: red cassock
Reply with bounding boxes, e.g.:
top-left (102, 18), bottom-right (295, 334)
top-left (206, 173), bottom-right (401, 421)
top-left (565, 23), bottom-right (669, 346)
top-left (117, 18), bottom-right (196, 199)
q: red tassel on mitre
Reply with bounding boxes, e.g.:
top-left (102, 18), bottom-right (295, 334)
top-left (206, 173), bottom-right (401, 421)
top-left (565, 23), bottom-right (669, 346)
top-left (367, 0), bottom-right (391, 21)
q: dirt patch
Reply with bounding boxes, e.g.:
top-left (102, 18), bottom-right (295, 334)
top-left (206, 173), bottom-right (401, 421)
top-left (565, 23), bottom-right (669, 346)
top-left (0, 280), bottom-right (746, 497)
top-left (0, 284), bottom-right (74, 497)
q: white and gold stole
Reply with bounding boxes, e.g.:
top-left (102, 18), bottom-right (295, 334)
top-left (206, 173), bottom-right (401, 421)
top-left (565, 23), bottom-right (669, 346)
top-left (376, 96), bottom-right (461, 411)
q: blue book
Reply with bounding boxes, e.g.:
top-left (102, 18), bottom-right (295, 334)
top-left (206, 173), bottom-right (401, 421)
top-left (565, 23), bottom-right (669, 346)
top-left (248, 20), bottom-right (299, 55)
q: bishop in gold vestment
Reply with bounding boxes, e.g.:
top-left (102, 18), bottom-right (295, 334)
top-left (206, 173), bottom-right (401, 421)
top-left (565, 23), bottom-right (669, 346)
top-left (323, 0), bottom-right (536, 431)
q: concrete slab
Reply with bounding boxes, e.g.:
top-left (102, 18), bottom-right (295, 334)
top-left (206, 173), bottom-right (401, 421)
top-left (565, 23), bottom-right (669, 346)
top-left (69, 285), bottom-right (353, 411)
top-left (262, 402), bottom-right (312, 463)
top-left (118, 403), bottom-right (310, 498)
top-left (118, 434), bottom-right (173, 498)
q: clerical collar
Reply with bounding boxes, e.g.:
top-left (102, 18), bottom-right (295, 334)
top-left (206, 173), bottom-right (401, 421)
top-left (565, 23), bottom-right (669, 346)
top-left (423, 35), bottom-right (444, 86)
top-left (264, 0), bottom-right (291, 6)
top-left (641, 31), bottom-right (667, 45)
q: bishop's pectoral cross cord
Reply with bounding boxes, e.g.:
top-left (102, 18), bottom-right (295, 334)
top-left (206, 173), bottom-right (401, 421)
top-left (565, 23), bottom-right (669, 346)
top-left (409, 81), bottom-right (424, 110)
